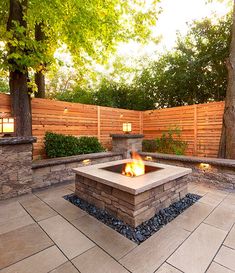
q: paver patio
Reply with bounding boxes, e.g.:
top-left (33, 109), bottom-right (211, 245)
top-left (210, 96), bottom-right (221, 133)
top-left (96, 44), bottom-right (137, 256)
top-left (0, 181), bottom-right (235, 273)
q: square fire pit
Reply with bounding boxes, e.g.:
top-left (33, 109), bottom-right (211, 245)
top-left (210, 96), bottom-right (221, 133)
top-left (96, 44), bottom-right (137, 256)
top-left (73, 159), bottom-right (192, 227)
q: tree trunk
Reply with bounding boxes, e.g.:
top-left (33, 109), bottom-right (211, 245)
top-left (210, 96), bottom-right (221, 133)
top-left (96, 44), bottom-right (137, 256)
top-left (35, 71), bottom-right (45, 98)
top-left (218, 3), bottom-right (235, 159)
top-left (34, 22), bottom-right (46, 98)
top-left (7, 0), bottom-right (32, 136)
top-left (9, 71), bottom-right (32, 136)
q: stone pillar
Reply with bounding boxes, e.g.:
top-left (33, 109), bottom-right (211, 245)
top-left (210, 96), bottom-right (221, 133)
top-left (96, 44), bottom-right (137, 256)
top-left (110, 134), bottom-right (144, 158)
top-left (0, 137), bottom-right (37, 200)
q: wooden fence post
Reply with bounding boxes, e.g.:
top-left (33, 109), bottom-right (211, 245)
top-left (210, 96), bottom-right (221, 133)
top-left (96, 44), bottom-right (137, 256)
top-left (97, 106), bottom-right (101, 141)
top-left (194, 105), bottom-right (198, 156)
top-left (139, 112), bottom-right (143, 134)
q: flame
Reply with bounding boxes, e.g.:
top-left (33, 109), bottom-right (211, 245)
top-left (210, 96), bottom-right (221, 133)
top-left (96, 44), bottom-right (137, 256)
top-left (122, 151), bottom-right (145, 177)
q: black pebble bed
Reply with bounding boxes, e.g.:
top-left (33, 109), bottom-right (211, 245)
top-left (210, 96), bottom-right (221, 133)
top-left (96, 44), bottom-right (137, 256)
top-left (64, 193), bottom-right (201, 244)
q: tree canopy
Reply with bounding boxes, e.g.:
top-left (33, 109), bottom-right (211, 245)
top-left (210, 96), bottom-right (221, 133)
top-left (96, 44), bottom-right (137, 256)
top-left (0, 0), bottom-right (160, 82)
top-left (52, 13), bottom-right (232, 110)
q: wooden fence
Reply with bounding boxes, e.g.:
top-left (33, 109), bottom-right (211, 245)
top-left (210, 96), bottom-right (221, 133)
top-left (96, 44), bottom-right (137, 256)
top-left (0, 94), bottom-right (224, 158)
top-left (0, 94), bottom-right (142, 158)
top-left (143, 101), bottom-right (224, 158)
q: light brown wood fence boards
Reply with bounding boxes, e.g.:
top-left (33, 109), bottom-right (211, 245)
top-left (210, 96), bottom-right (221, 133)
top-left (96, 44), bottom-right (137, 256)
top-left (0, 94), bottom-right (224, 158)
top-left (143, 101), bottom-right (224, 158)
top-left (0, 94), bottom-right (142, 158)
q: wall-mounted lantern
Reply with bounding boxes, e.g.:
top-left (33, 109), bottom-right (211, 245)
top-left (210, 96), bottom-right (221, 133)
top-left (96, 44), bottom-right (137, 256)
top-left (122, 123), bottom-right (132, 134)
top-left (0, 117), bottom-right (15, 137)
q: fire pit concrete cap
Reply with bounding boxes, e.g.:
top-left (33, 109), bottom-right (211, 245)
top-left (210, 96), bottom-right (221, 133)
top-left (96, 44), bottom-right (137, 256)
top-left (73, 159), bottom-right (192, 195)
top-left (110, 134), bottom-right (144, 138)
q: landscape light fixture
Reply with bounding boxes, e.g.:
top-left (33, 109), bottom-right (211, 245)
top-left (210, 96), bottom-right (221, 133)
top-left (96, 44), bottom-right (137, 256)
top-left (0, 117), bottom-right (15, 137)
top-left (122, 123), bottom-right (132, 134)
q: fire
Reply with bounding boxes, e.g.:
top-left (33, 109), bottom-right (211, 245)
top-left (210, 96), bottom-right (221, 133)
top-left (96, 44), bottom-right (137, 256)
top-left (122, 151), bottom-right (145, 177)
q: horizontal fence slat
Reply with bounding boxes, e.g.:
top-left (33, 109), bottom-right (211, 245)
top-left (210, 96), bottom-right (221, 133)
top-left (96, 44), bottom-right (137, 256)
top-left (0, 94), bottom-right (225, 158)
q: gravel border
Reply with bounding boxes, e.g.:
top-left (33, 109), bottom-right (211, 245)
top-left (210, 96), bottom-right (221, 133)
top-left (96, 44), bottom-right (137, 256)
top-left (64, 193), bottom-right (201, 244)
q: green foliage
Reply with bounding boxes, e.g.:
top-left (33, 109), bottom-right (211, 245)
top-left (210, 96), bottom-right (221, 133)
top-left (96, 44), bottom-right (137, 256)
top-left (54, 79), bottom-right (156, 110)
top-left (0, 69), bottom-right (8, 93)
top-left (136, 14), bottom-right (232, 108)
top-left (143, 128), bottom-right (188, 155)
top-left (55, 86), bottom-right (95, 105)
top-left (51, 13), bottom-right (232, 110)
top-left (142, 139), bottom-right (158, 152)
top-left (77, 136), bottom-right (105, 154)
top-left (0, 0), bottom-right (160, 89)
top-left (155, 128), bottom-right (188, 155)
top-left (44, 132), bottom-right (104, 158)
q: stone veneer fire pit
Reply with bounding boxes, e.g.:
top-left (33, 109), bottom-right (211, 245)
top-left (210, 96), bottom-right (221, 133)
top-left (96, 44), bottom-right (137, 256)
top-left (74, 159), bottom-right (192, 227)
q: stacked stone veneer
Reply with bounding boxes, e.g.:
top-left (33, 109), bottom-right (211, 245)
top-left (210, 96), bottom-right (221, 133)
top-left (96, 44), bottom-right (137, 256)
top-left (110, 134), bottom-right (144, 158)
top-left (0, 137), bottom-right (36, 200)
top-left (75, 174), bottom-right (188, 227)
top-left (32, 152), bottom-right (122, 190)
top-left (140, 152), bottom-right (235, 190)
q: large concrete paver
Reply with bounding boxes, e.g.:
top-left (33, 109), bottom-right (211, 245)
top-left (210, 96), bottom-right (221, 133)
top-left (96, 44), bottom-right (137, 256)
top-left (42, 197), bottom-right (86, 221)
top-left (206, 262), bottom-right (234, 273)
top-left (119, 223), bottom-right (189, 273)
top-left (0, 202), bottom-right (34, 235)
top-left (199, 192), bottom-right (227, 207)
top-left (0, 223), bottom-right (53, 270)
top-left (204, 203), bottom-right (235, 231)
top-left (72, 214), bottom-right (136, 260)
top-left (50, 261), bottom-right (79, 273)
top-left (172, 202), bottom-right (214, 232)
top-left (72, 246), bottom-right (129, 273)
top-left (154, 263), bottom-right (182, 273)
top-left (35, 186), bottom-right (86, 221)
top-left (39, 215), bottom-right (94, 259)
top-left (168, 223), bottom-right (227, 273)
top-left (0, 246), bottom-right (67, 273)
top-left (224, 225), bottom-right (235, 250)
top-left (223, 194), bottom-right (235, 206)
top-left (214, 246), bottom-right (235, 271)
top-left (35, 185), bottom-right (73, 201)
top-left (20, 195), bottom-right (57, 221)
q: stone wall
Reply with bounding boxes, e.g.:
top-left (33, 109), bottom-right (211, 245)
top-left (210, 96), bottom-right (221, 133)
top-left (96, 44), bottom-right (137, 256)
top-left (0, 137), bottom-right (36, 200)
top-left (140, 152), bottom-right (235, 190)
top-left (110, 134), bottom-right (144, 158)
top-left (75, 174), bottom-right (188, 227)
top-left (32, 152), bottom-right (123, 190)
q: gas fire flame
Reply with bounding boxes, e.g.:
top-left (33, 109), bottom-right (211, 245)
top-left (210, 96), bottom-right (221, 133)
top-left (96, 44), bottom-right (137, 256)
top-left (122, 151), bottom-right (145, 177)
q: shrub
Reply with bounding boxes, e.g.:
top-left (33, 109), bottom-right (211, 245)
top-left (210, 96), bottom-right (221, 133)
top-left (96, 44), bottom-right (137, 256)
top-left (44, 132), bottom-right (105, 158)
top-left (142, 139), bottom-right (158, 152)
top-left (77, 136), bottom-right (105, 154)
top-left (155, 128), bottom-right (188, 155)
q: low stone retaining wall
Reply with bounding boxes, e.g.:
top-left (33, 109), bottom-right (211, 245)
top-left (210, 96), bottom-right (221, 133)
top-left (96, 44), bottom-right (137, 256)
top-left (140, 152), bottom-right (235, 190)
top-left (32, 152), bottom-right (123, 190)
top-left (0, 137), bottom-right (36, 200)
top-left (75, 174), bottom-right (188, 227)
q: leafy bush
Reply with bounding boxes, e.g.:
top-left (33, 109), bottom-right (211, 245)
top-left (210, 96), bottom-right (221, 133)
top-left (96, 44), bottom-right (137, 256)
top-left (142, 139), bottom-right (158, 152)
top-left (44, 132), bottom-right (105, 158)
top-left (155, 128), bottom-right (188, 155)
top-left (142, 128), bottom-right (188, 155)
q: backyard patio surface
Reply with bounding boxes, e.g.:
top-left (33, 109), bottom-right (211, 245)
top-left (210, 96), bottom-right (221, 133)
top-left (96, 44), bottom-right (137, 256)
top-left (0, 181), bottom-right (235, 273)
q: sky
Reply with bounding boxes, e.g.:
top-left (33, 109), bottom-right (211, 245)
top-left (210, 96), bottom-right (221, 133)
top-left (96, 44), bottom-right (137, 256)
top-left (116, 0), bottom-right (231, 59)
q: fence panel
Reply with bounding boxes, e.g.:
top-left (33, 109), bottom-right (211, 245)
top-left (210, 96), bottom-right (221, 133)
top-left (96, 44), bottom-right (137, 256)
top-left (143, 101), bottom-right (224, 157)
top-left (0, 93), bottom-right (225, 158)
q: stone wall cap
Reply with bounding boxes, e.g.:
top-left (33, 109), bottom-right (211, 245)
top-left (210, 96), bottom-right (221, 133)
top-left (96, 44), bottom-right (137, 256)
top-left (0, 136), bottom-right (37, 145)
top-left (140, 152), bottom-right (235, 168)
top-left (32, 151), bottom-right (123, 169)
top-left (110, 134), bottom-right (144, 139)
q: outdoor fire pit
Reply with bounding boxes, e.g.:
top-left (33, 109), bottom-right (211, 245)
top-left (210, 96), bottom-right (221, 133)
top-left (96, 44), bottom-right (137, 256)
top-left (73, 155), bottom-right (192, 227)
